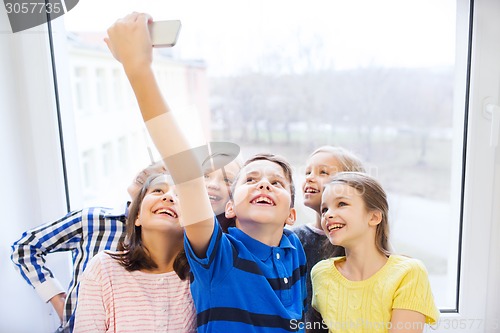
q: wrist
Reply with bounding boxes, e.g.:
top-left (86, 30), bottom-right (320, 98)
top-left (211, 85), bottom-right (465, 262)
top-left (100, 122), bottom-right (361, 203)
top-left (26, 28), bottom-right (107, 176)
top-left (123, 59), bottom-right (153, 79)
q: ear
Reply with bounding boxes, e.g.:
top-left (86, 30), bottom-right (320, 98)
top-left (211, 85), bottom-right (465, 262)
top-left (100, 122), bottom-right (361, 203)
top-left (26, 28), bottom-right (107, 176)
top-left (285, 208), bottom-right (297, 227)
top-left (225, 200), bottom-right (236, 218)
top-left (134, 213), bottom-right (142, 227)
top-left (368, 210), bottom-right (382, 227)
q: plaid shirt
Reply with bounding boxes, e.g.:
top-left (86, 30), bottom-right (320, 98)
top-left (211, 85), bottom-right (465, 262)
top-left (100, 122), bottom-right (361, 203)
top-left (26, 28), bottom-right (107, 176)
top-left (11, 205), bottom-right (127, 333)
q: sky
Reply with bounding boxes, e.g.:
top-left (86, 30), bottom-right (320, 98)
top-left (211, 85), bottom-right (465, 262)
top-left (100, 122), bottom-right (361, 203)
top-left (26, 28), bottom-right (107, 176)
top-left (62, 0), bottom-right (457, 76)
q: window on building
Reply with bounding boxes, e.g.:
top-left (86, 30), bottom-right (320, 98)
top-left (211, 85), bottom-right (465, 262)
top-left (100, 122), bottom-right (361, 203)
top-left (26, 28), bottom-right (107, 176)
top-left (72, 67), bottom-right (89, 112)
top-left (95, 68), bottom-right (108, 110)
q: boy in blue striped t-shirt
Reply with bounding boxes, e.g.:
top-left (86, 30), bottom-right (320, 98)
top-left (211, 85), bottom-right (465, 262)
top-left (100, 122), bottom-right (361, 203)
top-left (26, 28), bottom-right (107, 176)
top-left (105, 12), bottom-right (307, 333)
top-left (185, 153), bottom-right (307, 333)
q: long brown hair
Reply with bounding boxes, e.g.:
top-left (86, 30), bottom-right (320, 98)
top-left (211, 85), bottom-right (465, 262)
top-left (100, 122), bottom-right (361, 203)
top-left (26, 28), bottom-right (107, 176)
top-left (109, 174), bottom-right (190, 280)
top-left (326, 172), bottom-right (391, 256)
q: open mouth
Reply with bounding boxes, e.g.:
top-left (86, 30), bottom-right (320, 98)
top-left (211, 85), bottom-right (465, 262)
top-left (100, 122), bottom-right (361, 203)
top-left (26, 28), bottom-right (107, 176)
top-left (250, 195), bottom-right (275, 206)
top-left (208, 193), bottom-right (222, 202)
top-left (327, 223), bottom-right (345, 232)
top-left (304, 187), bottom-right (319, 194)
top-left (154, 208), bottom-right (178, 218)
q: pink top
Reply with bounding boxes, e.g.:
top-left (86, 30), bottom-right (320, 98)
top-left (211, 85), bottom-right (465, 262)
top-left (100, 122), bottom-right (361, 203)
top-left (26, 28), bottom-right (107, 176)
top-left (74, 251), bottom-right (196, 333)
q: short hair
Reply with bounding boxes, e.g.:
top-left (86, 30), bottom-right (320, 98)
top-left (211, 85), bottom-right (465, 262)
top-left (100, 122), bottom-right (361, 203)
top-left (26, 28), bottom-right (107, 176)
top-left (232, 153), bottom-right (295, 207)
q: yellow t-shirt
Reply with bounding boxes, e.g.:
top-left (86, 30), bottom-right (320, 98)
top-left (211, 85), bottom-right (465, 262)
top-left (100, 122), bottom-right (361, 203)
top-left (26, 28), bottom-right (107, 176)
top-left (311, 255), bottom-right (439, 333)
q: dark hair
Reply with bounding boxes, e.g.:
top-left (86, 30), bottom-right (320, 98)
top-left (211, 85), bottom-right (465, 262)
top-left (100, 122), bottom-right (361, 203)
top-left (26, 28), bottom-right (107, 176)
top-left (109, 174), bottom-right (190, 280)
top-left (326, 172), bottom-right (391, 256)
top-left (232, 153), bottom-right (295, 207)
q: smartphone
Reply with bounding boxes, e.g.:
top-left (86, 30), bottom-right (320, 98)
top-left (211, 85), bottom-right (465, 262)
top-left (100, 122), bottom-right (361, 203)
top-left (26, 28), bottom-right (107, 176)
top-left (149, 20), bottom-right (181, 48)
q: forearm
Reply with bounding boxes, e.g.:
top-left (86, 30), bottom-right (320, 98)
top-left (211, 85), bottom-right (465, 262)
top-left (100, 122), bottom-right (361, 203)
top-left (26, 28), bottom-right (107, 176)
top-left (108, 12), bottom-right (214, 254)
top-left (49, 292), bottom-right (67, 322)
top-left (135, 74), bottom-right (214, 250)
top-left (11, 214), bottom-right (80, 294)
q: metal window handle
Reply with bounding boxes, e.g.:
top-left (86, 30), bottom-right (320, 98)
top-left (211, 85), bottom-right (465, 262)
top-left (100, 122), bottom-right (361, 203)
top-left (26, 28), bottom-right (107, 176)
top-left (486, 104), bottom-right (500, 147)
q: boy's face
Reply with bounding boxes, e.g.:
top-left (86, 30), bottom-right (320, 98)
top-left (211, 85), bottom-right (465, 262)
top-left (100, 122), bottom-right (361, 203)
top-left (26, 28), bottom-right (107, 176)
top-left (226, 159), bottom-right (295, 227)
top-left (204, 161), bottom-right (240, 215)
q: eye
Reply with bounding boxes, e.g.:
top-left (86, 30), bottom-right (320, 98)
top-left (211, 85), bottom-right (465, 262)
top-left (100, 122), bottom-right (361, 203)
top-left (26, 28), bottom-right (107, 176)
top-left (321, 207), bottom-right (328, 214)
top-left (305, 170), bottom-right (311, 176)
top-left (204, 174), bottom-right (210, 179)
top-left (224, 177), bottom-right (233, 185)
top-left (151, 188), bottom-right (164, 194)
top-left (246, 177), bottom-right (255, 183)
top-left (272, 180), bottom-right (284, 187)
top-left (320, 170), bottom-right (329, 175)
top-left (338, 201), bottom-right (347, 207)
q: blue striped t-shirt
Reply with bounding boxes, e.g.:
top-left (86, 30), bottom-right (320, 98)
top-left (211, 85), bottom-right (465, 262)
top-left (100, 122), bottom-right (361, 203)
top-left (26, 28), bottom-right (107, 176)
top-left (185, 219), bottom-right (307, 333)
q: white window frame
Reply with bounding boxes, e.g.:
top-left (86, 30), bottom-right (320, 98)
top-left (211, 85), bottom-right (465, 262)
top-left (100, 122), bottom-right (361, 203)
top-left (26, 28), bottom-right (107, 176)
top-left (1, 0), bottom-right (499, 331)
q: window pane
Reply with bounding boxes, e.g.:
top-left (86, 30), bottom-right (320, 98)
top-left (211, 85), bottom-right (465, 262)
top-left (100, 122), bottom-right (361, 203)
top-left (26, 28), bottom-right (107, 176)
top-left (62, 0), bottom-right (465, 309)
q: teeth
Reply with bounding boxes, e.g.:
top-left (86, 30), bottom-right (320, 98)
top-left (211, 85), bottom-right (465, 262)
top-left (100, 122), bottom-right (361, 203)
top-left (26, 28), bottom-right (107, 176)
top-left (156, 208), bottom-right (178, 218)
top-left (328, 224), bottom-right (344, 231)
top-left (209, 195), bottom-right (219, 201)
top-left (305, 188), bottom-right (318, 193)
top-left (252, 196), bottom-right (274, 205)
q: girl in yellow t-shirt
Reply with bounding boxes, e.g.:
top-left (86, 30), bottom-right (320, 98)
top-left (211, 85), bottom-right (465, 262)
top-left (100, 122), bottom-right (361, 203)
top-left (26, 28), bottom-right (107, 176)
top-left (311, 172), bottom-right (439, 333)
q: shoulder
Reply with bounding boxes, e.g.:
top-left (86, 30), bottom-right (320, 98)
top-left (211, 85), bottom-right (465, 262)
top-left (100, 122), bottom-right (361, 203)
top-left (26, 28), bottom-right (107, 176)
top-left (83, 251), bottom-right (122, 278)
top-left (390, 255), bottom-right (428, 272)
top-left (386, 255), bottom-right (430, 281)
top-left (290, 224), bottom-right (313, 236)
top-left (311, 257), bottom-right (336, 275)
top-left (80, 206), bottom-right (125, 217)
top-left (284, 227), bottom-right (301, 240)
top-left (78, 207), bottom-right (127, 227)
top-left (283, 228), bottom-right (306, 253)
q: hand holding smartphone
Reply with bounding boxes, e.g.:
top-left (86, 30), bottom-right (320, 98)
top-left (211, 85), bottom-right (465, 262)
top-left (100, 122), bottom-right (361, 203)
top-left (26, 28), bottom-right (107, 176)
top-left (149, 20), bottom-right (181, 48)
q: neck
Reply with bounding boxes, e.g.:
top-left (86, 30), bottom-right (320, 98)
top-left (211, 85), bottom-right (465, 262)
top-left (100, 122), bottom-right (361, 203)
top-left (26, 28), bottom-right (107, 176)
top-left (340, 242), bottom-right (388, 281)
top-left (236, 219), bottom-right (283, 247)
top-left (314, 212), bottom-right (322, 230)
top-left (141, 233), bottom-right (183, 274)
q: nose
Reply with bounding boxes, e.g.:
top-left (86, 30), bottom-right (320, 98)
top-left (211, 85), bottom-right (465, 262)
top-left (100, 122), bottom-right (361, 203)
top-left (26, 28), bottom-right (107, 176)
top-left (161, 190), bottom-right (176, 203)
top-left (206, 176), bottom-right (220, 190)
top-left (257, 179), bottom-right (272, 191)
top-left (305, 172), bottom-right (314, 181)
top-left (322, 208), bottom-right (334, 219)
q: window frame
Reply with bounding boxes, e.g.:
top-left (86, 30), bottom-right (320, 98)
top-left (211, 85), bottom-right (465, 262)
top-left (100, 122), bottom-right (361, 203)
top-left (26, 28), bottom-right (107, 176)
top-left (1, 0), bottom-right (498, 331)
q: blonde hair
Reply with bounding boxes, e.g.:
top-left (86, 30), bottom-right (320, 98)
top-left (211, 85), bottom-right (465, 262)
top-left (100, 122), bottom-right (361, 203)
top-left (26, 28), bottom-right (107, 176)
top-left (309, 146), bottom-right (365, 173)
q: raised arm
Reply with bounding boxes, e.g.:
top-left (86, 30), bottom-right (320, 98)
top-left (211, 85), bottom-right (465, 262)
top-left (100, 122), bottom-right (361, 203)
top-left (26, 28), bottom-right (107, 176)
top-left (105, 12), bottom-right (214, 257)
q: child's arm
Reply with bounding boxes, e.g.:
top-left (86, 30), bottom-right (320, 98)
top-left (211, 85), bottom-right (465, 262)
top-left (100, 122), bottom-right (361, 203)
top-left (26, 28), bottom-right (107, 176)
top-left (11, 211), bottom-right (83, 322)
top-left (105, 13), bottom-right (214, 257)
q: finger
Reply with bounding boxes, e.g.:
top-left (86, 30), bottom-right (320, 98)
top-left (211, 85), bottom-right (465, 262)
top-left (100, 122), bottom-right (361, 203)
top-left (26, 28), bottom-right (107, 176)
top-left (134, 12), bottom-right (153, 27)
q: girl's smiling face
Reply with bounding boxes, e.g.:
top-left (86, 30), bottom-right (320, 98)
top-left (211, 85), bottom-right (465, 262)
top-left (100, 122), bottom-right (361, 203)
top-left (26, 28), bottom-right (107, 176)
top-left (303, 152), bottom-right (345, 213)
top-left (320, 183), bottom-right (380, 249)
top-left (135, 175), bottom-right (182, 236)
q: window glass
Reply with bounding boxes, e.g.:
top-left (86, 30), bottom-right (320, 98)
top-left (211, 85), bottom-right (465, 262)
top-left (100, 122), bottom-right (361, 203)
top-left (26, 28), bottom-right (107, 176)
top-left (61, 0), bottom-right (465, 309)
